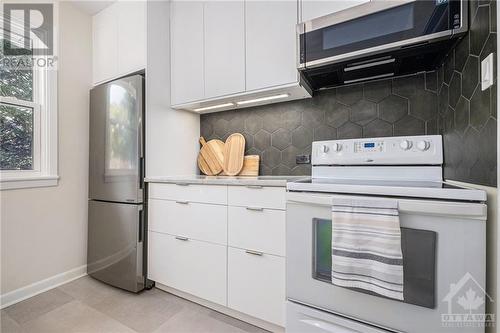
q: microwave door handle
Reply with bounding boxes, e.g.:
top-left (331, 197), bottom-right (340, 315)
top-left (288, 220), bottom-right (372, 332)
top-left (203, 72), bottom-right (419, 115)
top-left (344, 58), bottom-right (395, 72)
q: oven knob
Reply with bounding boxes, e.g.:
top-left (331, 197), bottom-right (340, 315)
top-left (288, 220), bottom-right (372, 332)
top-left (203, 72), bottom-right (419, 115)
top-left (332, 143), bottom-right (342, 152)
top-left (320, 145), bottom-right (330, 153)
top-left (399, 140), bottom-right (412, 151)
top-left (417, 140), bottom-right (431, 151)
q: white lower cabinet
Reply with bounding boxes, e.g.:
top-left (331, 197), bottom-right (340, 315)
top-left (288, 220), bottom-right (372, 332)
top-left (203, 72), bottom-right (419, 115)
top-left (148, 183), bottom-right (287, 328)
top-left (228, 185), bottom-right (286, 210)
top-left (148, 231), bottom-right (227, 306)
top-left (149, 199), bottom-right (227, 245)
top-left (228, 206), bottom-right (285, 256)
top-left (228, 247), bottom-right (286, 326)
top-left (149, 183), bottom-right (227, 205)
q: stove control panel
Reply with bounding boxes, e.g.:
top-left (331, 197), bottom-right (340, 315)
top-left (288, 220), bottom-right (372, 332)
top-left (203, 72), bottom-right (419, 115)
top-left (354, 141), bottom-right (385, 153)
top-left (312, 135), bottom-right (443, 165)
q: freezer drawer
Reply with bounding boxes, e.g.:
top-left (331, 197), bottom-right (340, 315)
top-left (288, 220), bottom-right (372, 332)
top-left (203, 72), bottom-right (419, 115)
top-left (87, 200), bottom-right (145, 292)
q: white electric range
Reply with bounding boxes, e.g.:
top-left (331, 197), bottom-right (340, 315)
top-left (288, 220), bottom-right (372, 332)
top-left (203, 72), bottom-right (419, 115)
top-left (286, 135), bottom-right (488, 333)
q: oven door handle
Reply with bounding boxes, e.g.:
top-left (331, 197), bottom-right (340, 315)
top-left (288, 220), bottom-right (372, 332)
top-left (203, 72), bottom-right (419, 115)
top-left (299, 318), bottom-right (360, 333)
top-left (299, 315), bottom-right (390, 333)
top-left (287, 192), bottom-right (487, 219)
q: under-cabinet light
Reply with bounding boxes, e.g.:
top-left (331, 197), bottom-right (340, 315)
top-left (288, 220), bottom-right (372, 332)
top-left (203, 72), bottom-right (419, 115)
top-left (236, 93), bottom-right (290, 105)
top-left (194, 103), bottom-right (235, 112)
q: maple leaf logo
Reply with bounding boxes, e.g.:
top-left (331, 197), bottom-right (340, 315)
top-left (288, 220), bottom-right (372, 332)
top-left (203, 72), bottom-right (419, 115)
top-left (457, 288), bottom-right (484, 313)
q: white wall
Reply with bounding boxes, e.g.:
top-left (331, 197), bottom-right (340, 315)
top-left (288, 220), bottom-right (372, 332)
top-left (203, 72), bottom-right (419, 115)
top-left (0, 2), bottom-right (92, 299)
top-left (146, 0), bottom-right (200, 177)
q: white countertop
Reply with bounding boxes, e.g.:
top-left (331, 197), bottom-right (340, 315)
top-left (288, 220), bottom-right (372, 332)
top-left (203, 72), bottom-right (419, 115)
top-left (145, 175), bottom-right (305, 187)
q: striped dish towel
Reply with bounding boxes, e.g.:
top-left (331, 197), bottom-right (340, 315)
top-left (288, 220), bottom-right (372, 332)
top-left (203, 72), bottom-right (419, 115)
top-left (331, 198), bottom-right (404, 301)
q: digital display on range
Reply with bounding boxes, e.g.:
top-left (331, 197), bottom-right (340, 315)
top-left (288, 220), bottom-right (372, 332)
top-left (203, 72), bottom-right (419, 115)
top-left (364, 143), bottom-right (375, 148)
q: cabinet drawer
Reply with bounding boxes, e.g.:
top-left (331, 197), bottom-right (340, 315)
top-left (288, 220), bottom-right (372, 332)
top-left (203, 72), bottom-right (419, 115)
top-left (149, 199), bottom-right (227, 245)
top-left (149, 183), bottom-right (227, 205)
top-left (228, 247), bottom-right (285, 326)
top-left (228, 206), bottom-right (285, 256)
top-left (228, 186), bottom-right (285, 210)
top-left (148, 231), bottom-right (227, 306)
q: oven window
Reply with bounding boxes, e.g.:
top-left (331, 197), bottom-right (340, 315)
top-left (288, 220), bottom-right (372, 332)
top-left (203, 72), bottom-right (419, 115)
top-left (314, 218), bottom-right (332, 282)
top-left (312, 218), bottom-right (437, 309)
top-left (323, 5), bottom-right (414, 50)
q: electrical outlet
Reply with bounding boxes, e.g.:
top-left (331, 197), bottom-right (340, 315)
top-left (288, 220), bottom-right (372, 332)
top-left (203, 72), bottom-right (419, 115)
top-left (296, 154), bottom-right (311, 164)
top-left (481, 53), bottom-right (495, 91)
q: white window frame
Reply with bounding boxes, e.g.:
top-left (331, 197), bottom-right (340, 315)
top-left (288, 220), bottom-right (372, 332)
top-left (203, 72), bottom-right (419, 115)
top-left (0, 6), bottom-right (58, 190)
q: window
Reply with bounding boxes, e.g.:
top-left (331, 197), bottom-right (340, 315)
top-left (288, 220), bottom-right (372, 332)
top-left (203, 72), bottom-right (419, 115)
top-left (0, 12), bottom-right (58, 190)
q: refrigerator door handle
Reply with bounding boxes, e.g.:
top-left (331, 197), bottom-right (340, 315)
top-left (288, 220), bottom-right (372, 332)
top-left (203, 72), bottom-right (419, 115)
top-left (138, 78), bottom-right (144, 190)
top-left (138, 206), bottom-right (144, 243)
top-left (139, 156), bottom-right (145, 190)
top-left (138, 123), bottom-right (144, 190)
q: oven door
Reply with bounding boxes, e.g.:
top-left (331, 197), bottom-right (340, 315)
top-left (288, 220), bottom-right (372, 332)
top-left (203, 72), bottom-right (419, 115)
top-left (286, 191), bottom-right (486, 333)
top-left (298, 0), bottom-right (465, 69)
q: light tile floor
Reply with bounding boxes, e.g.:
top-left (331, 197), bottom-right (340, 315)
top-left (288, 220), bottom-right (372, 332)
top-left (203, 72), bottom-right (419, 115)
top-left (1, 276), bottom-right (269, 333)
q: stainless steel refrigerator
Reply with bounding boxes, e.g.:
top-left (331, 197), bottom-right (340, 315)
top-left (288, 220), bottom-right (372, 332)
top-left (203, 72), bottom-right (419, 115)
top-left (87, 74), bottom-right (146, 293)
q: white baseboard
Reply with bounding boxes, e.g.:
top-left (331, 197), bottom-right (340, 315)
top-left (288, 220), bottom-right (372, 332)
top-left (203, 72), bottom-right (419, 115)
top-left (156, 283), bottom-right (284, 333)
top-left (0, 265), bottom-right (87, 309)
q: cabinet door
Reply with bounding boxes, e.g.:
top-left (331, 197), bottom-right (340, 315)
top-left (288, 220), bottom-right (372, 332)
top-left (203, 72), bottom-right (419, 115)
top-left (93, 9), bottom-right (118, 84)
top-left (148, 231), bottom-right (227, 306)
top-left (149, 199), bottom-right (228, 245)
top-left (228, 206), bottom-right (285, 256)
top-left (204, 1), bottom-right (245, 98)
top-left (301, 0), bottom-right (370, 22)
top-left (170, 1), bottom-right (205, 105)
top-left (149, 183), bottom-right (227, 205)
top-left (228, 185), bottom-right (286, 210)
top-left (246, 1), bottom-right (298, 91)
top-left (117, 1), bottom-right (146, 75)
top-left (228, 247), bottom-right (285, 326)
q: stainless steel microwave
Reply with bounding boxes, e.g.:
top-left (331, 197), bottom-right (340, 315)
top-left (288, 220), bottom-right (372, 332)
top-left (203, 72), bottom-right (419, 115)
top-left (297, 0), bottom-right (468, 90)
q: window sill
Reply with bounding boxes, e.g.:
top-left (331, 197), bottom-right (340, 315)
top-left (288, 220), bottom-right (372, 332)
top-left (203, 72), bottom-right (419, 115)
top-left (0, 175), bottom-right (59, 190)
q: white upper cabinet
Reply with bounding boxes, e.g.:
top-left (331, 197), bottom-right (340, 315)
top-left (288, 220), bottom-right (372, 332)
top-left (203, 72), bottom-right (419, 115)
top-left (300, 0), bottom-right (370, 22)
top-left (170, 0), bottom-right (312, 112)
top-left (92, 1), bottom-right (146, 85)
top-left (204, 1), bottom-right (245, 98)
top-left (117, 1), bottom-right (146, 75)
top-left (245, 1), bottom-right (298, 91)
top-left (93, 9), bottom-right (118, 84)
top-left (170, 1), bottom-right (205, 105)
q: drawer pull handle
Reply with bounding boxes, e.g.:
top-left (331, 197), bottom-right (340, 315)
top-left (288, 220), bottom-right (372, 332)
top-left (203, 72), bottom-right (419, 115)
top-left (175, 200), bottom-right (189, 204)
top-left (245, 249), bottom-right (264, 256)
top-left (246, 185), bottom-right (263, 189)
top-left (175, 236), bottom-right (189, 241)
top-left (176, 183), bottom-right (189, 186)
top-left (246, 207), bottom-right (263, 212)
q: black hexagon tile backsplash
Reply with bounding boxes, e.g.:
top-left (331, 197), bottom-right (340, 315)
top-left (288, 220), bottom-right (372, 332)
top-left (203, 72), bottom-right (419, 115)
top-left (201, 73), bottom-right (439, 177)
top-left (437, 0), bottom-right (497, 187)
top-left (201, 1), bottom-right (497, 186)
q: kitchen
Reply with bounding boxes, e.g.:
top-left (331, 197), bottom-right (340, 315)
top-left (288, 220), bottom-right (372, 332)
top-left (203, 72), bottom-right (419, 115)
top-left (0, 0), bottom-right (498, 332)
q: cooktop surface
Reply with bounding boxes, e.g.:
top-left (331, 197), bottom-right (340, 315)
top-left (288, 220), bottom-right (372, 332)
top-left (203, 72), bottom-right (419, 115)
top-left (287, 178), bottom-right (487, 201)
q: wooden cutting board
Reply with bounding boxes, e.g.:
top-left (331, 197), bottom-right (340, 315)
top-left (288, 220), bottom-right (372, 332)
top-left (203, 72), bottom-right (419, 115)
top-left (198, 137), bottom-right (224, 175)
top-left (223, 133), bottom-right (245, 176)
top-left (238, 155), bottom-right (259, 176)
